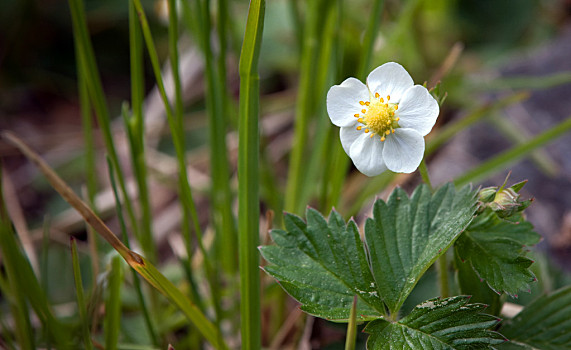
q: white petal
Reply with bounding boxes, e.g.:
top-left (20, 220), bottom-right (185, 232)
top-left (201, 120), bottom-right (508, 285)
top-left (366, 62), bottom-right (414, 103)
top-left (383, 128), bottom-right (425, 173)
top-left (349, 134), bottom-right (387, 177)
top-left (340, 126), bottom-right (362, 155)
top-left (326, 77), bottom-right (369, 127)
top-left (396, 85), bottom-right (440, 136)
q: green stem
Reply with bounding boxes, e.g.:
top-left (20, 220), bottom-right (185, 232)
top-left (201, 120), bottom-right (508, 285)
top-left (238, 0), bottom-right (265, 348)
top-left (418, 158), bottom-right (433, 192)
top-left (438, 253), bottom-right (450, 298)
top-left (344, 296), bottom-right (358, 350)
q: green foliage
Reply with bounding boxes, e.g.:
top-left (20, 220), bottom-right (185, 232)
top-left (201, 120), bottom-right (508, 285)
top-left (364, 296), bottom-right (506, 349)
top-left (498, 286), bottom-right (571, 350)
top-left (454, 210), bottom-right (540, 297)
top-left (261, 183), bottom-right (477, 320)
top-left (366, 183), bottom-right (476, 313)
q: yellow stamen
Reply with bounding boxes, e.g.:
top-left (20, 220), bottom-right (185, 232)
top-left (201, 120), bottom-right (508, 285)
top-left (381, 136), bottom-right (386, 141)
top-left (357, 118), bottom-right (364, 123)
top-left (396, 117), bottom-right (400, 121)
top-left (354, 114), bottom-right (360, 118)
top-left (359, 101), bottom-right (365, 105)
top-left (392, 129), bottom-right (395, 133)
top-left (370, 133), bottom-right (375, 138)
top-left (387, 95), bottom-right (390, 101)
top-left (364, 129), bottom-right (369, 133)
top-left (361, 109), bottom-right (367, 114)
top-left (385, 130), bottom-right (390, 135)
top-left (356, 126), bottom-right (362, 130)
top-left (394, 105), bottom-right (398, 110)
top-left (375, 92), bottom-right (380, 98)
top-left (380, 97), bottom-right (384, 103)
top-left (365, 101), bottom-right (370, 106)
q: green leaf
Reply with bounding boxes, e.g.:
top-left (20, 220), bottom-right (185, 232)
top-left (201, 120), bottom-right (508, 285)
top-left (454, 248), bottom-right (502, 316)
top-left (260, 183), bottom-right (477, 320)
top-left (365, 183), bottom-right (477, 313)
top-left (498, 286), bottom-right (571, 350)
top-left (455, 211), bottom-right (540, 297)
top-left (261, 209), bottom-right (383, 321)
top-left (365, 296), bottom-right (506, 349)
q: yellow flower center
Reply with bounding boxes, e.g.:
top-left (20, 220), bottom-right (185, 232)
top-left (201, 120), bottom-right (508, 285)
top-left (354, 93), bottom-right (400, 141)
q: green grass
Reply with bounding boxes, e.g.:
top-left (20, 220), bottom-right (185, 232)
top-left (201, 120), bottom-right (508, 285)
top-left (1, 0), bottom-right (571, 349)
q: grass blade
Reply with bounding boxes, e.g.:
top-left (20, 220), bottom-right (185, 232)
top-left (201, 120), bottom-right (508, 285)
top-left (71, 238), bottom-right (94, 350)
top-left (238, 0), bottom-right (266, 348)
top-left (105, 255), bottom-right (124, 350)
top-left (1, 132), bottom-right (228, 350)
top-left (454, 116), bottom-right (571, 186)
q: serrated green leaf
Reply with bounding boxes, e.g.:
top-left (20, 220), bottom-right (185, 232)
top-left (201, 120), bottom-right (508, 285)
top-left (260, 209), bottom-right (383, 321)
top-left (454, 248), bottom-right (502, 316)
top-left (498, 286), bottom-right (571, 350)
top-left (365, 183), bottom-right (477, 313)
top-left (364, 296), bottom-right (506, 349)
top-left (455, 211), bottom-right (541, 296)
top-left (260, 183), bottom-right (476, 320)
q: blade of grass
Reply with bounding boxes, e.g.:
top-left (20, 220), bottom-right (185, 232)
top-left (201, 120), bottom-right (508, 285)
top-left (105, 255), bottom-right (124, 350)
top-left (238, 0), bottom-right (266, 348)
top-left (486, 111), bottom-right (559, 177)
top-left (130, 0), bottom-right (207, 273)
top-left (426, 92), bottom-right (529, 155)
top-left (106, 155), bottom-right (159, 346)
top-left (0, 168), bottom-right (69, 349)
top-left (78, 58), bottom-right (97, 208)
top-left (67, 0), bottom-right (139, 241)
top-left (298, 1), bottom-right (338, 210)
top-left (198, 0), bottom-right (238, 274)
top-left (322, 0), bottom-right (385, 211)
top-left (454, 116), bottom-right (571, 186)
top-left (166, 0), bottom-right (222, 334)
top-left (71, 237), bottom-right (94, 350)
top-left (127, 0), bottom-right (155, 264)
top-left (0, 208), bottom-right (34, 350)
top-left (284, 0), bottom-right (325, 214)
top-left (474, 71), bottom-right (571, 91)
top-left (2, 132), bottom-right (228, 350)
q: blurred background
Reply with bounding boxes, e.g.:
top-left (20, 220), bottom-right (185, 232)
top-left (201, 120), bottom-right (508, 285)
top-left (1, 0), bottom-right (571, 348)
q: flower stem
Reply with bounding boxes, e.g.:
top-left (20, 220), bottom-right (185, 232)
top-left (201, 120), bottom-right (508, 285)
top-left (419, 158), bottom-right (449, 297)
top-left (418, 158), bottom-right (433, 192)
top-left (438, 253), bottom-right (450, 299)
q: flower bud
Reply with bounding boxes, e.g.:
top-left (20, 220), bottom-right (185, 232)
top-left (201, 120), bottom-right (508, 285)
top-left (477, 180), bottom-right (533, 218)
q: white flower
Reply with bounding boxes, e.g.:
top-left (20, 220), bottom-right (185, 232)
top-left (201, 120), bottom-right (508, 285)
top-left (326, 62), bottom-right (439, 176)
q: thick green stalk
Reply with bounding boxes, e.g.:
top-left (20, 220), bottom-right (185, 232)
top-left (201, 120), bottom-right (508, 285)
top-left (238, 0), bottom-right (265, 348)
top-left (344, 296), bottom-right (358, 350)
